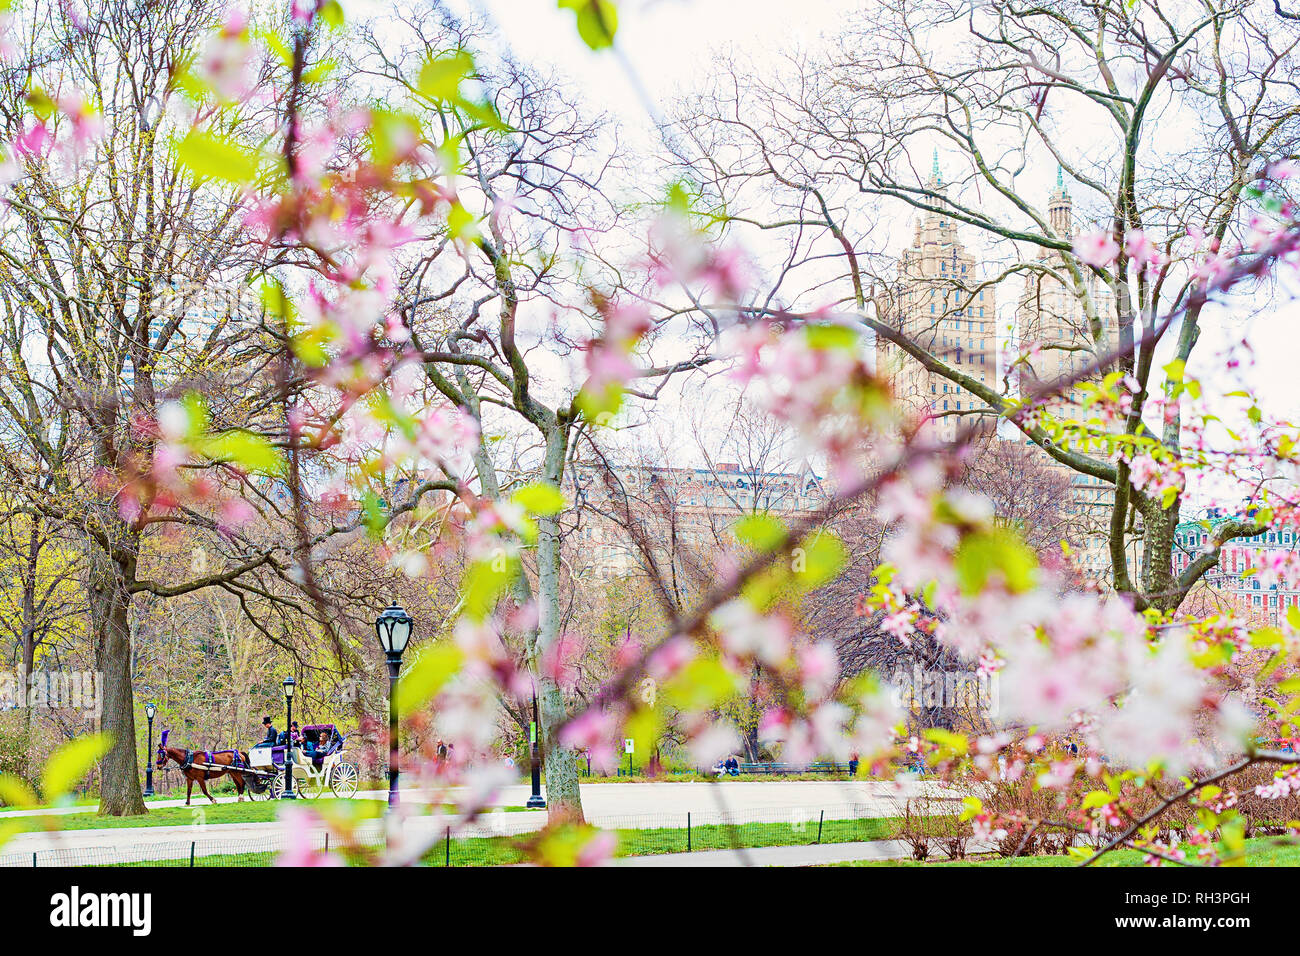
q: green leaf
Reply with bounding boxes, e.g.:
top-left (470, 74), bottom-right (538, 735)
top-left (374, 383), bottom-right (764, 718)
top-left (623, 708), bottom-right (664, 761)
top-left (663, 658), bottom-right (742, 711)
top-left (794, 532), bottom-right (848, 589)
top-left (803, 323), bottom-right (859, 352)
top-left (0, 773), bottom-right (37, 808)
top-left (558, 0), bottom-right (618, 50)
top-left (445, 198), bottom-right (478, 240)
top-left (734, 513), bottom-right (785, 551)
top-left (175, 132), bottom-right (261, 185)
top-left (395, 644), bottom-right (464, 717)
top-left (922, 728), bottom-right (968, 755)
top-left (256, 29), bottom-right (294, 69)
top-left (362, 492), bottom-right (387, 539)
top-left (511, 482), bottom-right (568, 516)
top-left (291, 326), bottom-right (332, 368)
top-left (461, 555), bottom-right (521, 621)
top-left (200, 430), bottom-right (284, 476)
top-left (42, 733), bottom-right (110, 801)
top-left (575, 380), bottom-right (625, 424)
top-left (26, 88), bottom-right (55, 121)
top-left (953, 528), bottom-right (1038, 595)
top-left (317, 0), bottom-right (344, 28)
top-left (1080, 790), bottom-right (1114, 811)
top-left (418, 50), bottom-right (476, 102)
top-left (368, 111), bottom-right (423, 167)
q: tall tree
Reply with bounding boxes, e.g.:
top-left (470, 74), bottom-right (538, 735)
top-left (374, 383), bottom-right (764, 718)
top-left (0, 1), bottom-right (331, 813)
top-left (352, 12), bottom-right (715, 820)
top-left (673, 0), bottom-right (1300, 613)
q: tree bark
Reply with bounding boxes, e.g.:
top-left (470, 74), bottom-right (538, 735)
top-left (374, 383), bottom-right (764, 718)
top-left (533, 428), bottom-right (584, 823)
top-left (89, 545), bottom-right (147, 816)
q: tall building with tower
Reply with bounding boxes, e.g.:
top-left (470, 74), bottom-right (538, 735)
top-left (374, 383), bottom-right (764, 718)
top-left (875, 154), bottom-right (998, 444)
top-left (1016, 168), bottom-right (1119, 421)
top-left (1014, 170), bottom-right (1119, 580)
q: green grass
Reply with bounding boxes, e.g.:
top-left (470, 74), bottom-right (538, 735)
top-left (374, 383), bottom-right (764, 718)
top-left (422, 814), bottom-right (904, 866)
top-left (99, 814), bottom-right (905, 866)
top-left (9, 798), bottom-right (538, 833)
top-left (10, 798), bottom-right (382, 832)
top-left (101, 832), bottom-right (1300, 868)
top-left (834, 836), bottom-right (1300, 867)
top-left (563, 772), bottom-right (864, 784)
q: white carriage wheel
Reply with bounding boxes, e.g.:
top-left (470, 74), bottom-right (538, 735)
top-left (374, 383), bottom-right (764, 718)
top-left (297, 770), bottom-right (323, 799)
top-left (331, 762), bottom-right (358, 798)
top-left (269, 768), bottom-right (285, 799)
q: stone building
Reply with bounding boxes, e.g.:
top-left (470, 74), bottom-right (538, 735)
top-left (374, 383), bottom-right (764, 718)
top-left (1014, 171), bottom-right (1121, 581)
top-left (565, 462), bottom-right (826, 579)
top-left (1173, 512), bottom-right (1300, 626)
top-left (874, 154), bottom-right (998, 444)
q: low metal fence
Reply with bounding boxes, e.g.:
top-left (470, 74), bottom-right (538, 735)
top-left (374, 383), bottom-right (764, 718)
top-left (2, 802), bottom-right (901, 867)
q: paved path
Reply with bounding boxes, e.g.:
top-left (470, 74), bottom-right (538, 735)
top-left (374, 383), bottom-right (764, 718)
top-left (0, 778), bottom-right (950, 820)
top-left (0, 779), bottom-right (955, 865)
top-left (2, 811), bottom-right (536, 866)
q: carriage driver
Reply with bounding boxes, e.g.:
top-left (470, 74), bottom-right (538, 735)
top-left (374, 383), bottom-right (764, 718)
top-left (261, 716), bottom-right (277, 745)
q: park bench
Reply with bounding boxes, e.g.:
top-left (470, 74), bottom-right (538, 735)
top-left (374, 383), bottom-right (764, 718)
top-left (735, 761), bottom-right (853, 775)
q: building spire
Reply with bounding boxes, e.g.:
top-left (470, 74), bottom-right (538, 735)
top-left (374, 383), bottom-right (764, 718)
top-left (1049, 165), bottom-right (1073, 237)
top-left (931, 149), bottom-right (941, 185)
top-left (1055, 164), bottom-right (1070, 197)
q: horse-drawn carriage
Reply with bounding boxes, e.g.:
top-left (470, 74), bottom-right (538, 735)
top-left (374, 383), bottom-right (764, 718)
top-left (156, 723), bottom-right (359, 804)
top-left (246, 724), bottom-right (359, 800)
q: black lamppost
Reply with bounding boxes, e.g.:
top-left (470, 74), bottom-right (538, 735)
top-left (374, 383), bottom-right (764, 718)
top-left (526, 687), bottom-right (546, 809)
top-left (143, 702), bottom-right (157, 797)
top-left (281, 676), bottom-right (296, 800)
top-left (374, 603), bottom-right (413, 808)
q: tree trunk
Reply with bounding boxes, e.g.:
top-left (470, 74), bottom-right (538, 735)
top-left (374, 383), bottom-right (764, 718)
top-left (532, 426), bottom-right (584, 823)
top-left (535, 504), bottom-right (584, 823)
top-left (1140, 499), bottom-right (1182, 613)
top-left (742, 723), bottom-right (761, 763)
top-left (89, 546), bottom-right (147, 816)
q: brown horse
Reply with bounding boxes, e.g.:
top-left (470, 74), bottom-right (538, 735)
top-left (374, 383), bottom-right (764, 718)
top-left (155, 730), bottom-right (251, 805)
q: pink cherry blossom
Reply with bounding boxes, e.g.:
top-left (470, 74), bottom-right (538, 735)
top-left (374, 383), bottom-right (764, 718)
top-left (1072, 231), bottom-right (1119, 268)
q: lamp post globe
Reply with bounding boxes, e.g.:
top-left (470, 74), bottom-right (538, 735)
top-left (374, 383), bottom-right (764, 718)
top-left (143, 702), bottom-right (157, 797)
top-left (374, 603), bottom-right (413, 808)
top-left (281, 676), bottom-right (296, 799)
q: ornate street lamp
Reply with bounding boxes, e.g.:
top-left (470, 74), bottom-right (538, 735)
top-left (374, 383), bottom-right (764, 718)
top-left (374, 603), bottom-right (413, 808)
top-left (143, 702), bottom-right (157, 797)
top-left (527, 687), bottom-right (546, 809)
top-left (281, 675), bottom-right (296, 800)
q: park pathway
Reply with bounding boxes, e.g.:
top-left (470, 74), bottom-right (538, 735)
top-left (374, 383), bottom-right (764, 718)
top-left (0, 778), bottom-right (955, 818)
top-left (0, 779), bottom-right (959, 865)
